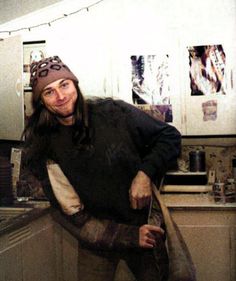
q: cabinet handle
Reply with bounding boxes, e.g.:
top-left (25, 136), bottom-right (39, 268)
top-left (15, 78), bottom-right (22, 97)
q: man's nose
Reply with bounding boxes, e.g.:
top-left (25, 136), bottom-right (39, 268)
top-left (55, 89), bottom-right (65, 100)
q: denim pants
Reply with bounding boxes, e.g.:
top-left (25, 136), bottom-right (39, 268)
top-left (77, 241), bottom-right (169, 281)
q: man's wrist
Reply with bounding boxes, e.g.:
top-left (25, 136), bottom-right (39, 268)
top-left (137, 170), bottom-right (151, 184)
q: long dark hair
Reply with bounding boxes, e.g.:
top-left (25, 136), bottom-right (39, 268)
top-left (22, 82), bottom-right (91, 166)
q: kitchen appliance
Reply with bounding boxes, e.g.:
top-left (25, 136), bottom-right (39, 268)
top-left (161, 170), bottom-right (211, 193)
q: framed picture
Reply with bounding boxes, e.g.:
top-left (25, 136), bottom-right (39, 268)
top-left (23, 40), bottom-right (46, 90)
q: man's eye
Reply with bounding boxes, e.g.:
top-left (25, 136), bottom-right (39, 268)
top-left (61, 82), bottom-right (69, 88)
top-left (43, 90), bottom-right (53, 97)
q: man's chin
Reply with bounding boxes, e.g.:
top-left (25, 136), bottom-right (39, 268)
top-left (56, 111), bottom-right (74, 119)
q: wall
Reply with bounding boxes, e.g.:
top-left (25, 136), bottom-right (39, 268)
top-left (0, 0), bottom-right (235, 136)
top-left (1, 139), bottom-right (235, 199)
top-left (0, 0), bottom-right (236, 196)
top-left (181, 141), bottom-right (236, 182)
top-left (0, 0), bottom-right (63, 24)
top-left (0, 0), bottom-right (235, 98)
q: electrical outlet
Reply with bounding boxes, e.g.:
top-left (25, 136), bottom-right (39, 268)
top-left (208, 169), bottom-right (216, 184)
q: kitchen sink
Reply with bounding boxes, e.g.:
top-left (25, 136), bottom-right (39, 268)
top-left (0, 202), bottom-right (50, 236)
top-left (0, 207), bottom-right (33, 224)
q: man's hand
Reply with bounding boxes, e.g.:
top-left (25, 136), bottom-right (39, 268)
top-left (129, 170), bottom-right (152, 209)
top-left (139, 224), bottom-right (164, 248)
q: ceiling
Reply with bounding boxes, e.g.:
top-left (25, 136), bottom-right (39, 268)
top-left (0, 0), bottom-right (63, 25)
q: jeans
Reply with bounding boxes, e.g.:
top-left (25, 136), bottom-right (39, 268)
top-left (77, 242), bottom-right (169, 281)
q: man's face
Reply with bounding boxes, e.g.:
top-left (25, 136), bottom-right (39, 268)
top-left (41, 79), bottom-right (78, 124)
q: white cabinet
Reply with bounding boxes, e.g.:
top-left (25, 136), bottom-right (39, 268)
top-left (0, 214), bottom-right (59, 281)
top-left (0, 35), bottom-right (24, 140)
top-left (180, 42), bottom-right (236, 136)
top-left (1, 208), bottom-right (234, 281)
top-left (54, 207), bottom-right (236, 281)
top-left (170, 209), bottom-right (236, 281)
top-left (111, 13), bottom-right (236, 136)
top-left (0, 242), bottom-right (22, 281)
top-left (110, 50), bottom-right (184, 134)
top-left (113, 45), bottom-right (236, 136)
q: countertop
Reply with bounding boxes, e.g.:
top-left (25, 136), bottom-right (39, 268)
top-left (161, 193), bottom-right (236, 210)
top-left (1, 193), bottom-right (235, 237)
top-left (0, 201), bottom-right (51, 237)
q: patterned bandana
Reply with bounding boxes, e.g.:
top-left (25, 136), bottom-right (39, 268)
top-left (30, 56), bottom-right (78, 100)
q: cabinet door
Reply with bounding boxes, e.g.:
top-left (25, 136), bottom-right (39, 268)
top-left (182, 44), bottom-right (236, 136)
top-left (179, 225), bottom-right (231, 281)
top-left (61, 228), bottom-right (79, 281)
top-left (0, 35), bottom-right (24, 140)
top-left (111, 49), bottom-right (183, 133)
top-left (0, 243), bottom-right (22, 281)
top-left (21, 218), bottom-right (57, 281)
top-left (231, 226), bottom-right (236, 281)
top-left (180, 31), bottom-right (236, 135)
top-left (171, 210), bottom-right (235, 281)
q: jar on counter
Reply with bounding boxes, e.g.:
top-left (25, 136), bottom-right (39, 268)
top-left (213, 181), bottom-right (226, 204)
top-left (225, 178), bottom-right (235, 193)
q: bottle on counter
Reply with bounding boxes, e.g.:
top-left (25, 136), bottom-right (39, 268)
top-left (212, 180), bottom-right (226, 204)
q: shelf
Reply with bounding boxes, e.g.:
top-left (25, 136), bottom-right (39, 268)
top-left (166, 171), bottom-right (207, 176)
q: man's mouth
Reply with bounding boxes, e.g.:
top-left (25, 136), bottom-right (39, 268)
top-left (56, 100), bottom-right (69, 107)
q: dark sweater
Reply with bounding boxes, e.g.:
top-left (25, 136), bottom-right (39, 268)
top-left (43, 99), bottom-right (181, 226)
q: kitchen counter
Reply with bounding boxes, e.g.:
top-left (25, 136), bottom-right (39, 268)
top-left (0, 201), bottom-right (51, 237)
top-left (0, 201), bottom-right (58, 281)
top-left (1, 195), bottom-right (235, 281)
top-left (0, 193), bottom-right (235, 237)
top-left (161, 193), bottom-right (236, 210)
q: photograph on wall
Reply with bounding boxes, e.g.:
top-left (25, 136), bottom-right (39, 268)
top-left (130, 54), bottom-right (173, 122)
top-left (188, 45), bottom-right (226, 96)
top-left (136, 104), bottom-right (173, 123)
top-left (202, 100), bottom-right (217, 121)
top-left (23, 40), bottom-right (46, 89)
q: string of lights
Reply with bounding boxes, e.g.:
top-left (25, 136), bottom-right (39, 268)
top-left (0, 0), bottom-right (106, 35)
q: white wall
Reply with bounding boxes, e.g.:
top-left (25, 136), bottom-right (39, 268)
top-left (0, 0), bottom-right (236, 100)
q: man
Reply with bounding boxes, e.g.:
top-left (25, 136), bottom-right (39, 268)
top-left (23, 56), bottom-right (181, 281)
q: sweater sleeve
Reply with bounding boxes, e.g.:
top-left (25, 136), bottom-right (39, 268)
top-left (21, 158), bottom-right (140, 251)
top-left (52, 208), bottom-right (140, 250)
top-left (113, 100), bottom-right (181, 181)
top-left (29, 166), bottom-right (139, 250)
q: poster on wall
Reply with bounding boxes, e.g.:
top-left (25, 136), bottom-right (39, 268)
top-left (130, 55), bottom-right (173, 122)
top-left (187, 45), bottom-right (226, 96)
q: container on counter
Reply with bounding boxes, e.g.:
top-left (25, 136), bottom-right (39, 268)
top-left (224, 178), bottom-right (236, 203)
top-left (213, 179), bottom-right (236, 204)
top-left (213, 181), bottom-right (226, 203)
top-left (189, 150), bottom-right (206, 172)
